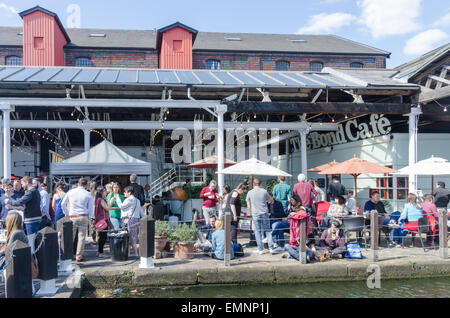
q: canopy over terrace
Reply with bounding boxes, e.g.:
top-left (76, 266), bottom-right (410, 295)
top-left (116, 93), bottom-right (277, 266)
top-left (0, 65), bottom-right (428, 193)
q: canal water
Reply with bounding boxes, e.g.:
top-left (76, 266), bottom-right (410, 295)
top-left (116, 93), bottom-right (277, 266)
top-left (84, 276), bottom-right (450, 298)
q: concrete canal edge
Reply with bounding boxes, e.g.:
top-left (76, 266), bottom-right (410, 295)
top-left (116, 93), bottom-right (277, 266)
top-left (79, 258), bottom-right (450, 292)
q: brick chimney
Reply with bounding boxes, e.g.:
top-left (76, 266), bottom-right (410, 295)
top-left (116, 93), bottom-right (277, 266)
top-left (157, 22), bottom-right (197, 69)
top-left (19, 6), bottom-right (70, 66)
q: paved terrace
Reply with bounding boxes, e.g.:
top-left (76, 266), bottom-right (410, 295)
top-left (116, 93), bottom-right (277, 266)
top-left (77, 234), bottom-right (450, 291)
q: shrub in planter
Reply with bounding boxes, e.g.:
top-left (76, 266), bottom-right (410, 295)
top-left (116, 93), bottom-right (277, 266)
top-left (154, 220), bottom-right (172, 253)
top-left (172, 223), bottom-right (198, 259)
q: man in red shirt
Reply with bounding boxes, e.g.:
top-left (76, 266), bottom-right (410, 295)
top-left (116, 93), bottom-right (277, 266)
top-left (293, 173), bottom-right (317, 215)
top-left (199, 180), bottom-right (219, 224)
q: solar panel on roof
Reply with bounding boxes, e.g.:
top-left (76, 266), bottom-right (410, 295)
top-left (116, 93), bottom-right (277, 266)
top-left (175, 71), bottom-right (200, 84)
top-left (26, 68), bottom-right (62, 82)
top-left (193, 71), bottom-right (221, 85)
top-left (72, 69), bottom-right (100, 82)
top-left (116, 70), bottom-right (138, 83)
top-left (0, 67), bottom-right (23, 80)
top-left (156, 71), bottom-right (179, 84)
top-left (209, 72), bottom-right (241, 85)
top-left (268, 73), bottom-right (304, 86)
top-left (49, 68), bottom-right (81, 82)
top-left (288, 73), bottom-right (326, 87)
top-left (3, 68), bottom-right (43, 82)
top-left (249, 72), bottom-right (284, 86)
top-left (229, 72), bottom-right (261, 85)
top-left (94, 70), bottom-right (119, 83)
top-left (138, 70), bottom-right (159, 83)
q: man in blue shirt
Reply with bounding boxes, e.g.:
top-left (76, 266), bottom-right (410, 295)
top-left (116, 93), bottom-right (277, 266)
top-left (364, 191), bottom-right (390, 227)
top-left (272, 176), bottom-right (292, 214)
top-left (13, 180), bottom-right (25, 199)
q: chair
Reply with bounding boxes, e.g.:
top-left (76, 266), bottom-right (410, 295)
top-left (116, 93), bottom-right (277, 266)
top-left (315, 201), bottom-right (330, 225)
top-left (363, 213), bottom-right (390, 249)
top-left (342, 216), bottom-right (365, 244)
top-left (402, 217), bottom-right (429, 252)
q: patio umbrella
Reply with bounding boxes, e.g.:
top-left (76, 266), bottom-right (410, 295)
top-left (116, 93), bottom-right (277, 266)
top-left (308, 160), bottom-right (340, 197)
top-left (187, 154), bottom-right (236, 169)
top-left (393, 155), bottom-right (450, 193)
top-left (217, 157), bottom-right (291, 177)
top-left (318, 155), bottom-right (398, 207)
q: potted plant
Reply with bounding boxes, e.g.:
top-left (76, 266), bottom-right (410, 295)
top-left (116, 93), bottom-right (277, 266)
top-left (172, 223), bottom-right (198, 259)
top-left (154, 220), bottom-right (172, 253)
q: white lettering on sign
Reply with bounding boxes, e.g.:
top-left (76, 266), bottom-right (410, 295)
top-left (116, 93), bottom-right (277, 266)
top-left (299, 115), bottom-right (392, 150)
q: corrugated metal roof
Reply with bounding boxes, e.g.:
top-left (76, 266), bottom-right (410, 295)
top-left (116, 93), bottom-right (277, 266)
top-left (0, 66), bottom-right (419, 90)
top-left (0, 26), bottom-right (389, 55)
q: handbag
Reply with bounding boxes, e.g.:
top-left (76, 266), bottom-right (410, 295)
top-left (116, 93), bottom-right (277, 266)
top-left (31, 255), bottom-right (39, 278)
top-left (94, 199), bottom-right (109, 231)
top-left (344, 242), bottom-right (363, 259)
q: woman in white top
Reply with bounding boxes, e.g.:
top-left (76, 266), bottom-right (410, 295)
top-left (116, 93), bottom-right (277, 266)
top-left (115, 185), bottom-right (145, 256)
top-left (314, 180), bottom-right (326, 202)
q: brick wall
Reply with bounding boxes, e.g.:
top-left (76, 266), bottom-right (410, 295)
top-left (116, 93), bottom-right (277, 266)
top-left (65, 48), bottom-right (159, 68)
top-left (0, 47), bottom-right (23, 65)
top-left (0, 46), bottom-right (386, 70)
top-left (193, 51), bottom-right (386, 70)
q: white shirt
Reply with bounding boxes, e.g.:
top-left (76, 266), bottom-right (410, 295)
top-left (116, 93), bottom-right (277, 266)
top-left (116, 195), bottom-right (144, 219)
top-left (39, 188), bottom-right (50, 219)
top-left (61, 186), bottom-right (94, 218)
top-left (346, 197), bottom-right (356, 214)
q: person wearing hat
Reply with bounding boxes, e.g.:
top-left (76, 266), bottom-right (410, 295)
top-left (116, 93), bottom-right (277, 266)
top-left (319, 220), bottom-right (346, 258)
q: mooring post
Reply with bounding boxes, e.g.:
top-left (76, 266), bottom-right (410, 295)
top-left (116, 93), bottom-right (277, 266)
top-left (138, 215), bottom-right (155, 268)
top-left (57, 217), bottom-right (74, 275)
top-left (5, 240), bottom-right (32, 298)
top-left (439, 209), bottom-right (448, 259)
top-left (299, 218), bottom-right (307, 264)
top-left (35, 227), bottom-right (59, 296)
top-left (370, 210), bottom-right (379, 262)
top-left (224, 212), bottom-right (231, 266)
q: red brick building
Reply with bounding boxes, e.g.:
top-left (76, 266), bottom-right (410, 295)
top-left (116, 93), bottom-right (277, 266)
top-left (0, 6), bottom-right (390, 71)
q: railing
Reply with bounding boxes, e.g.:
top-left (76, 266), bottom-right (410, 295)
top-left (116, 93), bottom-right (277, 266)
top-left (151, 168), bottom-right (177, 196)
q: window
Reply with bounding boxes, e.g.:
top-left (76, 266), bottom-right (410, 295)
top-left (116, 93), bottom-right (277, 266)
top-left (310, 61), bottom-right (323, 72)
top-left (369, 171), bottom-right (408, 200)
top-left (33, 37), bottom-right (44, 49)
top-left (75, 57), bottom-right (92, 67)
top-left (350, 62), bottom-right (364, 68)
top-left (173, 40), bottom-right (183, 52)
top-left (205, 59), bottom-right (220, 70)
top-left (276, 60), bottom-right (290, 71)
top-left (5, 56), bottom-right (22, 66)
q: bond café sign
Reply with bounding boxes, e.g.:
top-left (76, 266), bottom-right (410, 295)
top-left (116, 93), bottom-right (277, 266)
top-left (291, 114), bottom-right (392, 150)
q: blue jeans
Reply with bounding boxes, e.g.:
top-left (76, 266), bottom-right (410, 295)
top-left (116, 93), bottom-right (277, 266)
top-left (110, 217), bottom-right (121, 230)
top-left (284, 245), bottom-right (312, 261)
top-left (271, 220), bottom-right (289, 248)
top-left (252, 214), bottom-right (274, 251)
top-left (25, 221), bottom-right (41, 236)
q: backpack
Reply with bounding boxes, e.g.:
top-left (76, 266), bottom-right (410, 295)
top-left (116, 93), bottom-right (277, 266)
top-left (344, 242), bottom-right (363, 259)
top-left (234, 243), bottom-right (244, 257)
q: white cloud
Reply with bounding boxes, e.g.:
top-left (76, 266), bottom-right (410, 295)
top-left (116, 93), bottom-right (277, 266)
top-left (403, 29), bottom-right (448, 55)
top-left (357, 0), bottom-right (422, 38)
top-left (0, 3), bottom-right (17, 15)
top-left (434, 12), bottom-right (450, 27)
top-left (297, 12), bottom-right (356, 34)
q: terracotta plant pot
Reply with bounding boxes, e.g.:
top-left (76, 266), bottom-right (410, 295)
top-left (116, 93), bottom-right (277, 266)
top-left (173, 242), bottom-right (195, 259)
top-left (154, 236), bottom-right (168, 253)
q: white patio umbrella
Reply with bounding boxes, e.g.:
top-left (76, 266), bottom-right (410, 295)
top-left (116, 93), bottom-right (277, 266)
top-left (217, 157), bottom-right (292, 177)
top-left (393, 155), bottom-right (450, 193)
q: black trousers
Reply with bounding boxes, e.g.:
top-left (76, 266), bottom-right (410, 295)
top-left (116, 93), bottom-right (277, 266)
top-left (98, 231), bottom-right (108, 253)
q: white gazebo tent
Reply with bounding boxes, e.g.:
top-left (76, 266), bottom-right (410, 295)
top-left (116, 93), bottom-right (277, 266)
top-left (50, 140), bottom-right (151, 176)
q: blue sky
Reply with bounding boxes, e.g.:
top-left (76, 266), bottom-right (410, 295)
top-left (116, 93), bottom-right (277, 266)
top-left (1, 0), bottom-right (449, 67)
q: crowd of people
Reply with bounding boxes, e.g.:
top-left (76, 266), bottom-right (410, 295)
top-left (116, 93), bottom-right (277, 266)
top-left (194, 173), bottom-right (450, 262)
top-left (0, 174), bottom-right (149, 263)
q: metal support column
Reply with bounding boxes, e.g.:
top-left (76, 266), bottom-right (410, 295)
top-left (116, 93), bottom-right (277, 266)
top-left (2, 106), bottom-right (12, 179)
top-left (299, 122), bottom-right (309, 177)
top-left (83, 129), bottom-right (90, 152)
top-left (216, 105), bottom-right (227, 196)
top-left (406, 107), bottom-right (422, 194)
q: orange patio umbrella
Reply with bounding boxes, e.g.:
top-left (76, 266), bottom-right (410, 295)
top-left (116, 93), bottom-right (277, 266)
top-left (187, 154), bottom-right (236, 170)
top-left (318, 155), bottom-right (398, 207)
